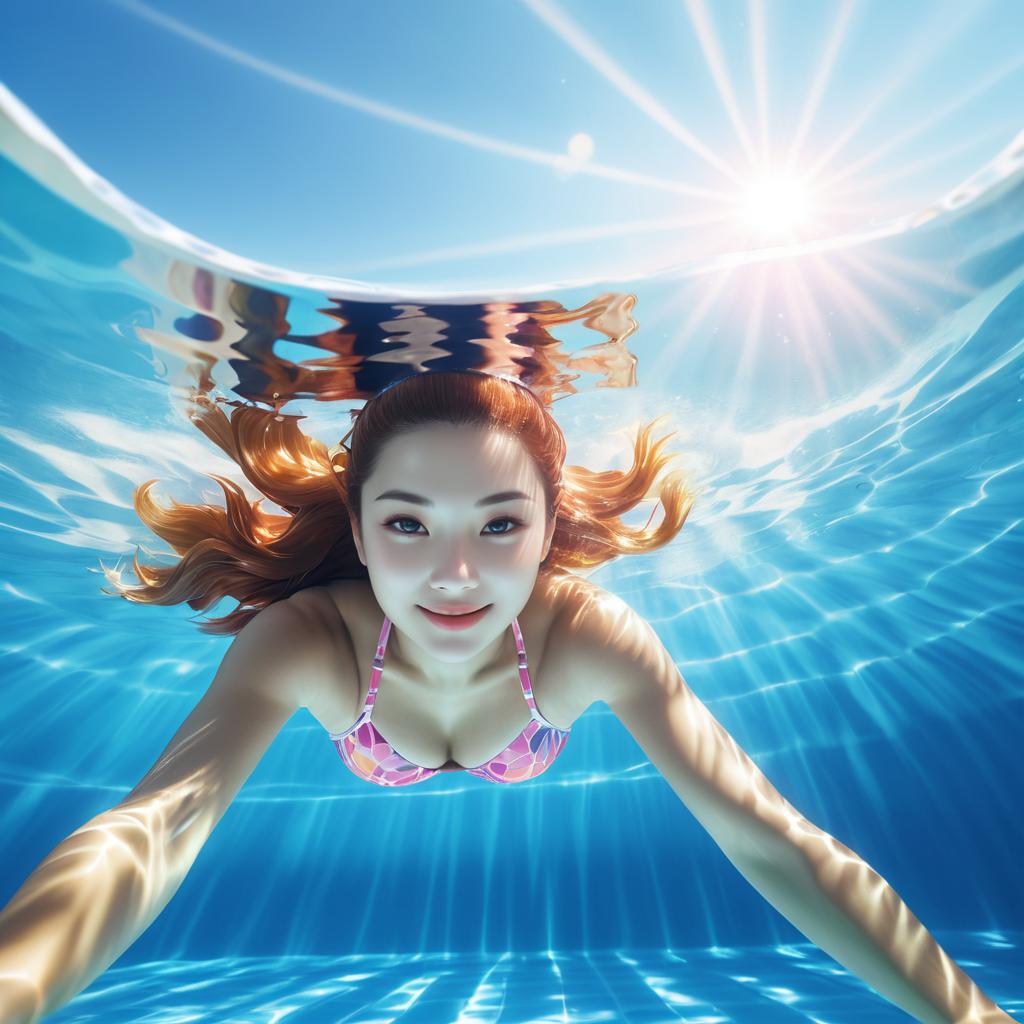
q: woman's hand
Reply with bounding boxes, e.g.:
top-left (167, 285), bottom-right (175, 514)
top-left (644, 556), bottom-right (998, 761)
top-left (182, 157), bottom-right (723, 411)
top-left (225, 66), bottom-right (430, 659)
top-left (956, 1011), bottom-right (1020, 1023)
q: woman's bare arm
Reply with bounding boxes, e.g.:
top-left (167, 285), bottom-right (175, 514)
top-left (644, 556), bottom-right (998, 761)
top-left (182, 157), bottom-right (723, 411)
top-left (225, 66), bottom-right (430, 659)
top-left (0, 595), bottom-right (333, 1023)
top-left (554, 581), bottom-right (1017, 1024)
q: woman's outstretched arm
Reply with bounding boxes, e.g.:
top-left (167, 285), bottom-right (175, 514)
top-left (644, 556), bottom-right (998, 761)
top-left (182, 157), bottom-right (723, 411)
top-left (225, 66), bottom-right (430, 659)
top-left (0, 597), bottom-right (323, 1024)
top-left (554, 582), bottom-right (1017, 1024)
top-left (725, 813), bottom-right (1015, 1024)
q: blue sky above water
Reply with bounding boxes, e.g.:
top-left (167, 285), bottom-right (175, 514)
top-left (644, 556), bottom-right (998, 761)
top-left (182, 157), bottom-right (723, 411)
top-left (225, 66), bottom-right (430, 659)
top-left (3, 0), bottom-right (1024, 290)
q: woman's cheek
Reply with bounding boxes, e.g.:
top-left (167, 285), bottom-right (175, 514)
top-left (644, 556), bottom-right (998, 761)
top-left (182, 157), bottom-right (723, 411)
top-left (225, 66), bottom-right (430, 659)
top-left (378, 542), bottom-right (422, 572)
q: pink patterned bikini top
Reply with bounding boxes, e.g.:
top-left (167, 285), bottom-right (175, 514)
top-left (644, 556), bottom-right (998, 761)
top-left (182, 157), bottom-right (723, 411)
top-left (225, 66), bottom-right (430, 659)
top-left (329, 615), bottom-right (570, 786)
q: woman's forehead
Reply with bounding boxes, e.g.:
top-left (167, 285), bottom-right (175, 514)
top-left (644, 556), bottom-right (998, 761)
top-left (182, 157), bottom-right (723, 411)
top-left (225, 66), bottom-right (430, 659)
top-left (381, 423), bottom-right (523, 461)
top-left (372, 426), bottom-right (540, 488)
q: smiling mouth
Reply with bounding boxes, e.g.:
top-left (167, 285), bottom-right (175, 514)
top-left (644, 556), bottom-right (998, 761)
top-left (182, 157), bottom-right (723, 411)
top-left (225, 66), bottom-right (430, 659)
top-left (416, 604), bottom-right (494, 631)
top-left (420, 604), bottom-right (489, 616)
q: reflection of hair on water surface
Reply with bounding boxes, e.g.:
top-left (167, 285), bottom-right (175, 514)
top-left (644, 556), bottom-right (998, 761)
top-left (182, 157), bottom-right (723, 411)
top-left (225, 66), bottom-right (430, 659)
top-left (137, 268), bottom-right (646, 406)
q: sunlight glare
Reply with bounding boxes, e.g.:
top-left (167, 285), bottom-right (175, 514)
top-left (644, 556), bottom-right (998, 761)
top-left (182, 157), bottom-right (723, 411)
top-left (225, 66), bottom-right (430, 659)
top-left (738, 174), bottom-right (816, 235)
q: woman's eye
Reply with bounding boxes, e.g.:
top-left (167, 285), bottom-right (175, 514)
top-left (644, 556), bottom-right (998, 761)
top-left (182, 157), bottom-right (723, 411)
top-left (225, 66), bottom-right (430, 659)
top-left (483, 516), bottom-right (521, 535)
top-left (385, 516), bottom-right (424, 535)
top-left (383, 516), bottom-right (522, 536)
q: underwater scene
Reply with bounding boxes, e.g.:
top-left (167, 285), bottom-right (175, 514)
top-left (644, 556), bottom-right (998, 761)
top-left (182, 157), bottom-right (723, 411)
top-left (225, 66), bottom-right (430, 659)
top-left (1, 3), bottom-right (1023, 1022)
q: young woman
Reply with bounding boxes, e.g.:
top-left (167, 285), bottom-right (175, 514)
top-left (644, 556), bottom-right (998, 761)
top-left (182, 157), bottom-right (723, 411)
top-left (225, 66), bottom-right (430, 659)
top-left (0, 371), bottom-right (1014, 1023)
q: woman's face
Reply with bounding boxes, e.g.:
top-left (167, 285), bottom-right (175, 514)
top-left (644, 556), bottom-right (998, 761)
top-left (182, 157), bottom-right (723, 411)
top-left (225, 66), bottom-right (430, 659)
top-left (349, 423), bottom-right (556, 664)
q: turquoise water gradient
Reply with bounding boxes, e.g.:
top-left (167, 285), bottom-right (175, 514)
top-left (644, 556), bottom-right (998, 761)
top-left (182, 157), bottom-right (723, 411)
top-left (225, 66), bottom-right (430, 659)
top-left (1, 100), bottom-right (1023, 1021)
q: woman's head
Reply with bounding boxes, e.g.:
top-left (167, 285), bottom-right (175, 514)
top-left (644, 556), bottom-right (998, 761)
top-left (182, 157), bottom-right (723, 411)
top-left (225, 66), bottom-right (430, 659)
top-left (334, 373), bottom-right (565, 658)
top-left (109, 369), bottom-right (697, 637)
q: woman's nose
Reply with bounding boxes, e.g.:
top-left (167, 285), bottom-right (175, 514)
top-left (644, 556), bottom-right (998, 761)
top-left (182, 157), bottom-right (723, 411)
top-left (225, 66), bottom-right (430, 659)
top-left (429, 540), bottom-right (480, 588)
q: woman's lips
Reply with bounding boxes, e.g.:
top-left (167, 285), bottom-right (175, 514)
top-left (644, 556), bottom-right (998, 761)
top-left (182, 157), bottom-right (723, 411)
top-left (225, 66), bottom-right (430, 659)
top-left (417, 604), bottom-right (492, 630)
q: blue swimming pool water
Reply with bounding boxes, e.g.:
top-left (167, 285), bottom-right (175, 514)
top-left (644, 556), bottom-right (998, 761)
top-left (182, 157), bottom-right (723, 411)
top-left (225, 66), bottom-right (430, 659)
top-left (1, 90), bottom-right (1022, 1022)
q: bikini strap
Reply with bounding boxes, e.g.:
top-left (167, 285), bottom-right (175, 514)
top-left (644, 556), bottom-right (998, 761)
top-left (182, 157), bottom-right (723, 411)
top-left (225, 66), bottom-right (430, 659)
top-left (363, 614), bottom-right (392, 713)
top-left (510, 616), bottom-right (540, 716)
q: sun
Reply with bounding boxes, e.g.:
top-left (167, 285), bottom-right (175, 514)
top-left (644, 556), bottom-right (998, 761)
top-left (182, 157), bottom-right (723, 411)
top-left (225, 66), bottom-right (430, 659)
top-left (738, 174), bottom-right (818, 236)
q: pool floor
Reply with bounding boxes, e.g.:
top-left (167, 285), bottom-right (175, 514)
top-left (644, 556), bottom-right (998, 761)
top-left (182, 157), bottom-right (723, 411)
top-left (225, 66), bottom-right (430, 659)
top-left (52, 931), bottom-right (1022, 1022)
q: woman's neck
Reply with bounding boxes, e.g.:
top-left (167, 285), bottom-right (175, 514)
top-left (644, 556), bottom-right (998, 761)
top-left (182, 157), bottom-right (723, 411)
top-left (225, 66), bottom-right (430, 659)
top-left (384, 617), bottom-right (518, 692)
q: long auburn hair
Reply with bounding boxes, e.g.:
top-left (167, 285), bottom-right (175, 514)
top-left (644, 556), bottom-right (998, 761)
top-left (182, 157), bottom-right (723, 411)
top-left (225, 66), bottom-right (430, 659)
top-left (103, 371), bottom-right (698, 635)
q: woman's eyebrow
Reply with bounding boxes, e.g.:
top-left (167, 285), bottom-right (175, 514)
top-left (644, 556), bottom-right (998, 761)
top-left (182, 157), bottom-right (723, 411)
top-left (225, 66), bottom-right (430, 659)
top-left (374, 489), bottom-right (532, 507)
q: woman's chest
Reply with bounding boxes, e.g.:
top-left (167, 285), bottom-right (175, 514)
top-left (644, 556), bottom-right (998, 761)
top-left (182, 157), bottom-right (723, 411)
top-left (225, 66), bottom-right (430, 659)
top-left (360, 662), bottom-right (564, 770)
top-left (305, 581), bottom-right (588, 770)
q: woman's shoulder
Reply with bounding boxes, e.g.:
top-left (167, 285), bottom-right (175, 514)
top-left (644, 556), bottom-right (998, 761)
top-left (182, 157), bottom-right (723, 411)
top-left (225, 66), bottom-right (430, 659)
top-left (280, 578), bottom-right (373, 632)
top-left (542, 574), bottom-right (661, 710)
top-left (252, 584), bottom-right (362, 714)
top-left (278, 581), bottom-right (356, 635)
top-left (299, 577), bottom-right (369, 611)
top-left (542, 571), bottom-right (636, 633)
